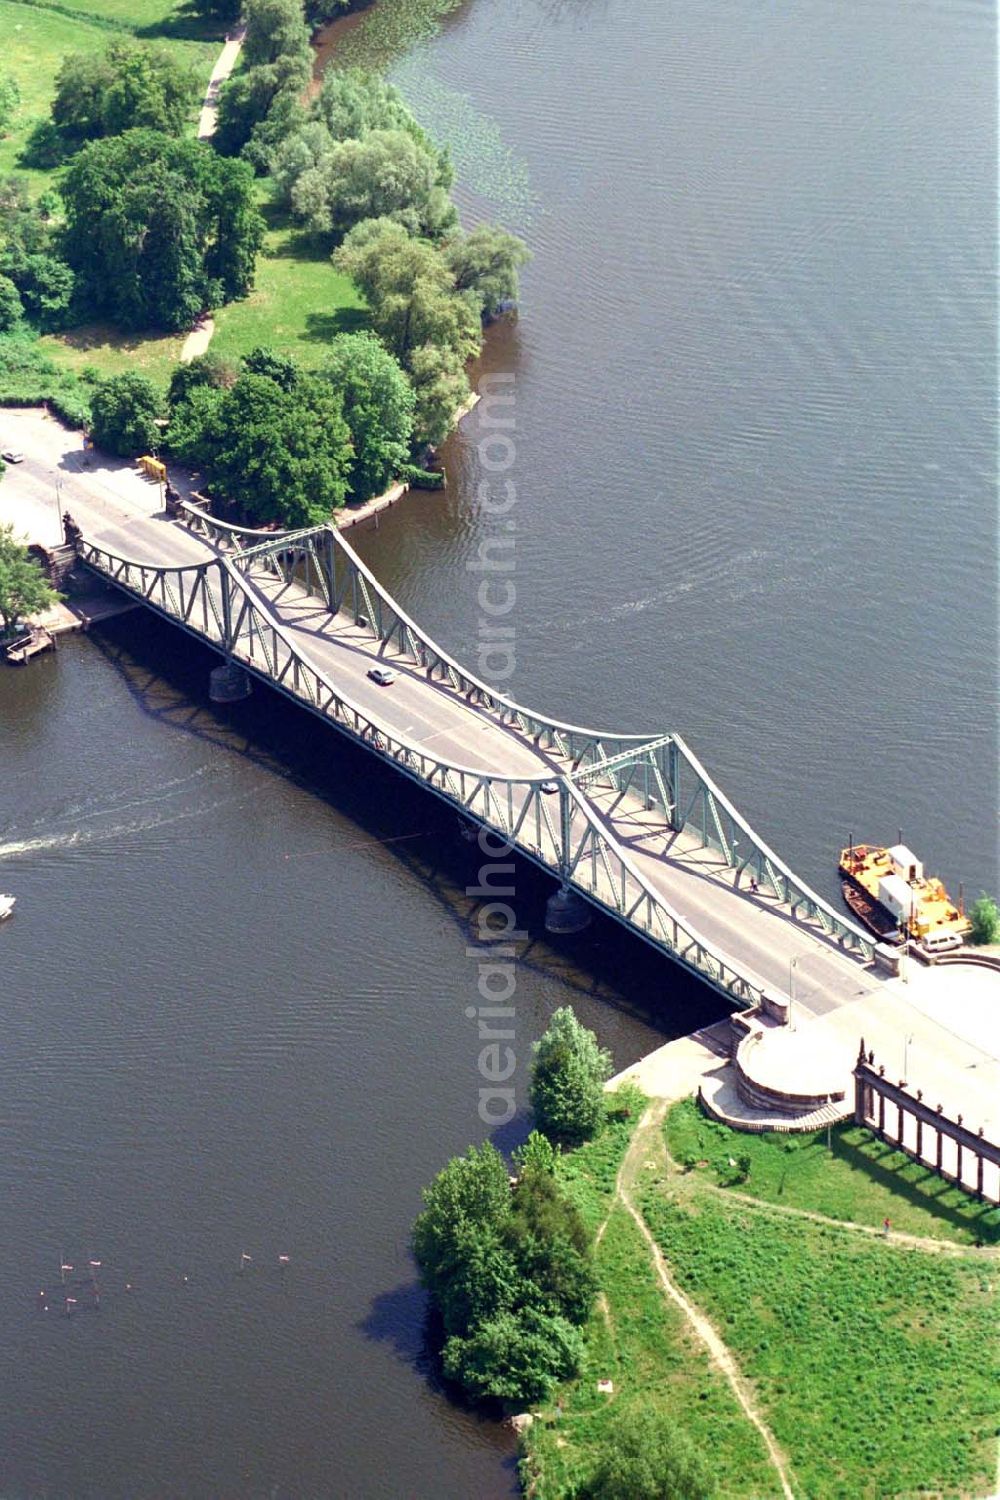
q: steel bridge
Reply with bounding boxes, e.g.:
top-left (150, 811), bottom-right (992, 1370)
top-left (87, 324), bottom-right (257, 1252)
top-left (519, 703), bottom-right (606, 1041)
top-left (76, 502), bottom-right (876, 1014)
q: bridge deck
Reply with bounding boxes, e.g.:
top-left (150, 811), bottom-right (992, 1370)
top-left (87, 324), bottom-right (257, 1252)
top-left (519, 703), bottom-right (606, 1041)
top-left (73, 505), bottom-right (1000, 1142)
top-left (88, 510), bottom-right (877, 1015)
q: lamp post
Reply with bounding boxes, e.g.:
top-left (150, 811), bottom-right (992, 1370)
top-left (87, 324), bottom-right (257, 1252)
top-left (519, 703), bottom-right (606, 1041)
top-left (788, 956), bottom-right (798, 1031)
top-left (903, 1033), bottom-right (914, 1083)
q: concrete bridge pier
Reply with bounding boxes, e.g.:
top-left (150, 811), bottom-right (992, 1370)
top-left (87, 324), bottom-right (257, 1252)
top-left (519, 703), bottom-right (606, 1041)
top-left (209, 662), bottom-right (252, 703)
top-left (545, 884), bottom-right (592, 935)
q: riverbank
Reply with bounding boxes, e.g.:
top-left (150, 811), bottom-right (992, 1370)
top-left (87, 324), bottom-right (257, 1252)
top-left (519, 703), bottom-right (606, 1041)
top-left (521, 1085), bottom-right (1000, 1499)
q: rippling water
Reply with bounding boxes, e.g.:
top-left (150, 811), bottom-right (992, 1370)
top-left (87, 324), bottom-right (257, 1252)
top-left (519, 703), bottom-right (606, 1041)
top-left (1, 0), bottom-right (995, 1493)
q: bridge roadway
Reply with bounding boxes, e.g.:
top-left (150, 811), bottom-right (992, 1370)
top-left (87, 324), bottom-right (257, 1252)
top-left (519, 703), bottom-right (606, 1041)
top-left (80, 503), bottom-right (887, 1027)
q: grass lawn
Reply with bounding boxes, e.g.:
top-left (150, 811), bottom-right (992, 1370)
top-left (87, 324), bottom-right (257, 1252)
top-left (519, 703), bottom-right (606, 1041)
top-left (522, 1094), bottom-right (780, 1500)
top-left (640, 1184), bottom-right (1000, 1499)
top-left (210, 210), bottom-right (369, 370)
top-left (0, 0), bottom-right (218, 190)
top-left (666, 1097), bottom-right (1000, 1246)
top-left (38, 321), bottom-right (186, 391)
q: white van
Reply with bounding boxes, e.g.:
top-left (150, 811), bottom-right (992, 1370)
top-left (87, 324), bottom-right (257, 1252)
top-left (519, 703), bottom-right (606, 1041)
top-left (919, 931), bottom-right (964, 955)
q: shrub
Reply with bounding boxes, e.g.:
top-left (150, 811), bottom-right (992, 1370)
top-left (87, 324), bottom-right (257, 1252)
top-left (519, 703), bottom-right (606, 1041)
top-left (969, 894), bottom-right (1000, 946)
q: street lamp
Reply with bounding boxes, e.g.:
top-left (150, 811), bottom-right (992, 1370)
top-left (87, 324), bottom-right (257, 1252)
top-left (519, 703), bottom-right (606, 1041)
top-left (903, 1033), bottom-right (914, 1082)
top-left (788, 956), bottom-right (799, 1031)
top-left (54, 477), bottom-right (63, 543)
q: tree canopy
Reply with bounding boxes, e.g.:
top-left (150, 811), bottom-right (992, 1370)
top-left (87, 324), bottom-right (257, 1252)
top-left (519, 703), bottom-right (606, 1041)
top-left (167, 350), bottom-right (352, 527)
top-left (969, 894), bottom-right (1000, 946)
top-left (580, 1408), bottom-right (714, 1500)
top-left (443, 225), bottom-right (531, 316)
top-left (60, 130), bottom-right (264, 331)
top-left (89, 372), bottom-right (163, 457)
top-left (412, 1139), bottom-right (595, 1402)
top-left (0, 524), bottom-right (58, 633)
top-left (334, 218), bottom-right (479, 366)
top-left (286, 128), bottom-right (455, 240)
top-left (318, 331), bottom-right (414, 500)
top-left (530, 1006), bottom-right (612, 1146)
top-left (51, 42), bottom-right (199, 144)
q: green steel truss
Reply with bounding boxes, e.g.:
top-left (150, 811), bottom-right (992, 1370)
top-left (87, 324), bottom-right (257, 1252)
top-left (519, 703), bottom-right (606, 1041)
top-left (76, 513), bottom-right (875, 1011)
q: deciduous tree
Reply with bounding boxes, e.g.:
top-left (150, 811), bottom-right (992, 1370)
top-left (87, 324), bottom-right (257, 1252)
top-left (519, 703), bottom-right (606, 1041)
top-left (61, 130), bottom-right (263, 331)
top-left (969, 894), bottom-right (1000, 946)
top-left (52, 42), bottom-right (198, 142)
top-left (0, 524), bottom-right (58, 633)
top-left (580, 1407), bottom-right (714, 1500)
top-left (530, 1006), bottom-right (612, 1146)
top-left (89, 372), bottom-right (163, 457)
top-left (443, 224), bottom-right (530, 316)
top-left (318, 330), bottom-right (414, 500)
top-left (0, 74), bottom-right (20, 136)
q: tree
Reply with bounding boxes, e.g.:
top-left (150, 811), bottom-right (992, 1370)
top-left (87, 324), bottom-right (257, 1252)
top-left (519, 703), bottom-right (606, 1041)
top-left (334, 218), bottom-right (479, 366)
top-left (318, 331), bottom-right (414, 500)
top-left (412, 1141), bottom-right (511, 1308)
top-left (166, 349), bottom-right (236, 409)
top-left (60, 130), bottom-right (263, 331)
top-left (15, 254), bottom-right (74, 330)
top-left (0, 73), bottom-right (19, 136)
top-left (443, 225), bottom-right (531, 317)
top-left (52, 42), bottom-right (198, 142)
top-left (506, 1169), bottom-right (595, 1325)
top-left (0, 525), bottom-right (58, 633)
top-left (164, 381), bottom-right (225, 468)
top-left (0, 273), bottom-right (22, 330)
top-left (242, 343), bottom-right (299, 390)
top-left (213, 52), bottom-right (311, 164)
top-left (191, 369), bottom-right (352, 526)
top-left (512, 1129), bottom-right (557, 1179)
top-left (407, 341), bottom-right (469, 447)
top-left (442, 1307), bottom-right (583, 1403)
top-left (289, 129), bottom-right (452, 239)
top-left (313, 67), bottom-right (423, 143)
top-left (581, 1408), bottom-right (714, 1500)
top-left (241, 0), bottom-right (311, 68)
top-left (969, 894), bottom-right (1000, 946)
top-left (530, 1007), bottom-right (612, 1146)
top-left (89, 372), bottom-right (163, 457)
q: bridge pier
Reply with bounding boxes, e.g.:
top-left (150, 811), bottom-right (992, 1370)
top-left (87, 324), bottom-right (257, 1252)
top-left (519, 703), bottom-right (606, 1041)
top-left (209, 662), bottom-right (252, 703)
top-left (545, 884), bottom-right (592, 935)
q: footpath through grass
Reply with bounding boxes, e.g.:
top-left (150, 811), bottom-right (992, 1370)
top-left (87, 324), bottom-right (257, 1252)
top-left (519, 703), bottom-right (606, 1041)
top-left (522, 1093), bottom-right (780, 1500)
top-left (666, 1097), bottom-right (1000, 1246)
top-left (640, 1184), bottom-right (1000, 1499)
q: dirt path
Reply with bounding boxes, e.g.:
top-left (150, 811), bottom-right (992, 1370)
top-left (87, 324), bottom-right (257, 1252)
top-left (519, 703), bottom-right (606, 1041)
top-left (179, 26), bottom-right (246, 365)
top-left (715, 1184), bottom-right (999, 1259)
top-left (610, 1103), bottom-right (797, 1500)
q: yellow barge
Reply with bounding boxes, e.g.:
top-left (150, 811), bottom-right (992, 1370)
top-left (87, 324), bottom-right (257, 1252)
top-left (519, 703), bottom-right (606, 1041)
top-left (838, 842), bottom-right (970, 953)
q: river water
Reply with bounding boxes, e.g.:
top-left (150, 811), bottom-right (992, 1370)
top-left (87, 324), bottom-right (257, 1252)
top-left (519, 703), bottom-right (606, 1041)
top-left (1, 0), bottom-right (995, 1495)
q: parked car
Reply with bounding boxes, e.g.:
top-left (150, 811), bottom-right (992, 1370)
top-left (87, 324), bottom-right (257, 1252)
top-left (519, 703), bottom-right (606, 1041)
top-left (368, 667), bottom-right (396, 686)
top-left (1, 449), bottom-right (25, 463)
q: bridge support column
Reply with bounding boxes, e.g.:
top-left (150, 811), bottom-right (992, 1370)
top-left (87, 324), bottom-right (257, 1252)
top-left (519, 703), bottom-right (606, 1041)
top-left (209, 662), bottom-right (251, 703)
top-left (545, 884), bottom-right (592, 935)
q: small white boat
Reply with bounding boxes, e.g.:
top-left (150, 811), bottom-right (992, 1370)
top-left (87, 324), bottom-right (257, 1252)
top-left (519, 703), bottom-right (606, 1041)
top-left (0, 894), bottom-right (15, 920)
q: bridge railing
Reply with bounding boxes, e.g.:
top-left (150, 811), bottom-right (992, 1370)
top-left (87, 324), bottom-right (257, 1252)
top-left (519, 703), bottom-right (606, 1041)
top-left (80, 534), bottom-right (769, 1007)
top-left (218, 521), bottom-right (666, 776)
top-left (666, 734), bottom-right (873, 957)
top-left (226, 526), bottom-right (872, 960)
